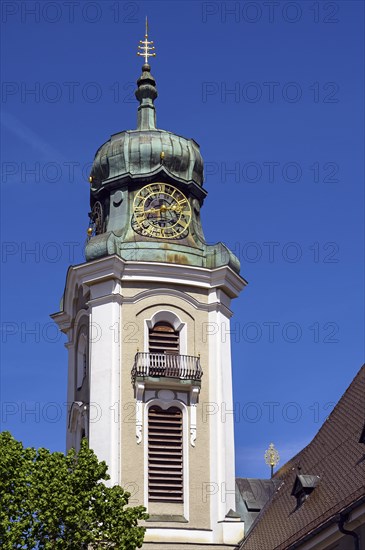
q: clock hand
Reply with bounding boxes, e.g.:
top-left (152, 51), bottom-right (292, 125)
top-left (144, 207), bottom-right (161, 215)
top-left (142, 204), bottom-right (181, 218)
top-left (144, 205), bottom-right (170, 215)
top-left (161, 204), bottom-right (180, 212)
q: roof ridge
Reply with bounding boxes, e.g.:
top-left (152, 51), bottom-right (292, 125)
top-left (275, 364), bottom-right (365, 479)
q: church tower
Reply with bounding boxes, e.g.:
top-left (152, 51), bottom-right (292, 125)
top-left (52, 26), bottom-right (246, 549)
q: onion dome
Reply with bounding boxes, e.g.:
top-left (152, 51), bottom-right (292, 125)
top-left (84, 23), bottom-right (240, 275)
top-left (89, 63), bottom-right (204, 191)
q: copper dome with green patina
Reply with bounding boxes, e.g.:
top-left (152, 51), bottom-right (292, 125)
top-left (84, 61), bottom-right (240, 275)
top-left (89, 64), bottom-right (203, 191)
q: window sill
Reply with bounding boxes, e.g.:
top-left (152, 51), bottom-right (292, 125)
top-left (146, 514), bottom-right (188, 523)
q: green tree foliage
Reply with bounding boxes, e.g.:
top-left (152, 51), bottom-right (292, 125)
top-left (0, 432), bottom-right (148, 549)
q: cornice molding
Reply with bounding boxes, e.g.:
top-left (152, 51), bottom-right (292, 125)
top-left (123, 287), bottom-right (234, 318)
top-left (55, 256), bottom-right (247, 318)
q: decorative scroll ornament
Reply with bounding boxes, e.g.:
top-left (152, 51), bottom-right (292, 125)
top-left (135, 382), bottom-right (145, 444)
top-left (136, 423), bottom-right (142, 445)
top-left (190, 387), bottom-right (200, 447)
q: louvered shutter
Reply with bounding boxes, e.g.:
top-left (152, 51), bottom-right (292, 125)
top-left (148, 406), bottom-right (183, 502)
top-left (149, 322), bottom-right (179, 354)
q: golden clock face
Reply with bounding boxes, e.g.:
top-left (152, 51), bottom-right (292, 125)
top-left (132, 183), bottom-right (191, 239)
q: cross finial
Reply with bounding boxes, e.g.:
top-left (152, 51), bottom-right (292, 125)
top-left (137, 17), bottom-right (156, 64)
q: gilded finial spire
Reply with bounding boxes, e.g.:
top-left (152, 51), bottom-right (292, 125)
top-left (264, 443), bottom-right (280, 478)
top-left (137, 17), bottom-right (156, 64)
top-left (135, 18), bottom-right (158, 130)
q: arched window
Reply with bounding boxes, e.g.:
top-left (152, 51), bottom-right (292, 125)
top-left (68, 401), bottom-right (89, 452)
top-left (148, 405), bottom-right (183, 502)
top-left (148, 321), bottom-right (179, 354)
top-left (76, 330), bottom-right (88, 389)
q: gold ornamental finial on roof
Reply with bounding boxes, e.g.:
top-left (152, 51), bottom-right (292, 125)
top-left (137, 17), bottom-right (156, 64)
top-left (264, 443), bottom-right (280, 478)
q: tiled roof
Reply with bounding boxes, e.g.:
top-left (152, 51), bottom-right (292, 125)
top-left (240, 365), bottom-right (365, 550)
top-left (236, 478), bottom-right (281, 534)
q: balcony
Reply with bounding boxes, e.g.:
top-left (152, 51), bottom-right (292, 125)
top-left (131, 352), bottom-right (203, 384)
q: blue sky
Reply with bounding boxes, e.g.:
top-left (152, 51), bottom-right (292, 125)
top-left (1, 1), bottom-right (364, 479)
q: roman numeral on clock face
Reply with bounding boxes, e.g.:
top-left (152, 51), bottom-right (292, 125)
top-left (132, 183), bottom-right (192, 240)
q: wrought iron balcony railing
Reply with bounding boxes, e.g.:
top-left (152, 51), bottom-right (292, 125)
top-left (132, 352), bottom-right (203, 383)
